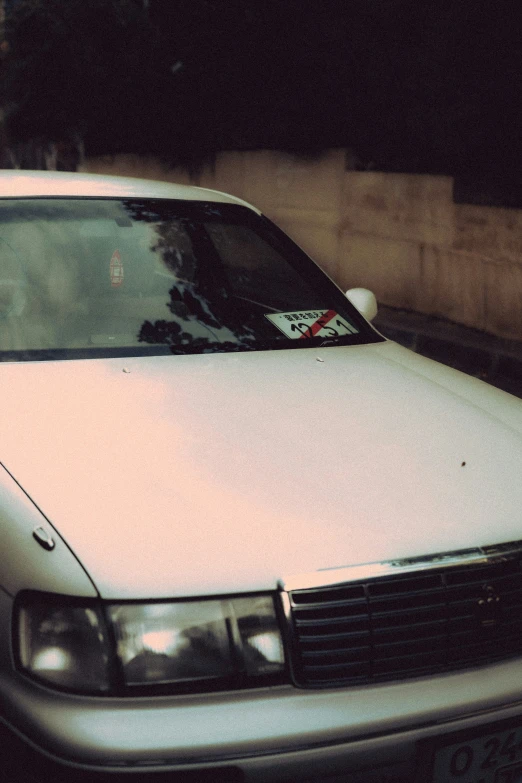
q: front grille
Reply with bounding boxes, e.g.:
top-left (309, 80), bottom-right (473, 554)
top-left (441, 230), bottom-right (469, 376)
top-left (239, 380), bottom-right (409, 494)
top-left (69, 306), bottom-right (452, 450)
top-left (288, 554), bottom-right (522, 686)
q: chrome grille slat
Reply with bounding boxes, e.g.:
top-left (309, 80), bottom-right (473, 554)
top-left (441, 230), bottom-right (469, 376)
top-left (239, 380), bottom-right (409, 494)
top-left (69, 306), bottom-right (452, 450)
top-left (296, 617), bottom-right (369, 631)
top-left (299, 631), bottom-right (371, 645)
top-left (288, 548), bottom-right (522, 687)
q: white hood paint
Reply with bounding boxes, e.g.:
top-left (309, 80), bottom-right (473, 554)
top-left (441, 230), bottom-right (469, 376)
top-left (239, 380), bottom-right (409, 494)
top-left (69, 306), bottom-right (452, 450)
top-left (2, 341), bottom-right (522, 599)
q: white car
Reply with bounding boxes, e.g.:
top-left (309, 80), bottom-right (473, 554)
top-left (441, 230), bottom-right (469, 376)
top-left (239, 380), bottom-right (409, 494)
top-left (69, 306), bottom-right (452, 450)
top-left (1, 170), bottom-right (522, 783)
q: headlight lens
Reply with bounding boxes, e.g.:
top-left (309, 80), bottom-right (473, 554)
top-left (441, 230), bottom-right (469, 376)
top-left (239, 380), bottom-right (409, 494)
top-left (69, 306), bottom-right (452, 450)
top-left (109, 596), bottom-right (285, 687)
top-left (232, 596), bottom-right (285, 676)
top-left (109, 600), bottom-right (235, 685)
top-left (17, 599), bottom-right (111, 692)
top-left (16, 593), bottom-right (284, 693)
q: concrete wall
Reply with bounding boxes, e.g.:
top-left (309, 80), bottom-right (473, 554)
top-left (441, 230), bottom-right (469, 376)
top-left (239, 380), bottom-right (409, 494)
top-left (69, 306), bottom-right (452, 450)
top-left (82, 150), bottom-right (522, 341)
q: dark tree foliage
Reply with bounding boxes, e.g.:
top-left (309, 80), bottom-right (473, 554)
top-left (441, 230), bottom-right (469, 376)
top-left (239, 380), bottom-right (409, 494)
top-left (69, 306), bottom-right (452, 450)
top-left (2, 0), bottom-right (522, 177)
top-left (2, 0), bottom-right (169, 155)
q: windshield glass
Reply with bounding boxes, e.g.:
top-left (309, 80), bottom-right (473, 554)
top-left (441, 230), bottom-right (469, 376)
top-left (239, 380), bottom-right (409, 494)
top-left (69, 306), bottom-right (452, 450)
top-left (0, 198), bottom-right (381, 361)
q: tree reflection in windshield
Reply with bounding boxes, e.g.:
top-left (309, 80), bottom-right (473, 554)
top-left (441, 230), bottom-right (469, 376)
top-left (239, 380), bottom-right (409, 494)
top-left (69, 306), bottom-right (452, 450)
top-left (131, 208), bottom-right (260, 353)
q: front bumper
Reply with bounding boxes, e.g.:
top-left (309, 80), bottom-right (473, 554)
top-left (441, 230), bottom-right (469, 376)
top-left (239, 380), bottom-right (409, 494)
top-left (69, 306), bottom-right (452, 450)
top-left (3, 657), bottom-right (522, 782)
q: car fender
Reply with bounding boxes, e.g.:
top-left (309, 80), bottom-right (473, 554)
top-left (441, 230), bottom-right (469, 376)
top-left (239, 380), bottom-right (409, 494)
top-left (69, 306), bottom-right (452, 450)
top-left (0, 463), bottom-right (97, 599)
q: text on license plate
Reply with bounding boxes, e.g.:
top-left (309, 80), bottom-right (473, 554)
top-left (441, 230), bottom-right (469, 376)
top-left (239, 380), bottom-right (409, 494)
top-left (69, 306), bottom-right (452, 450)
top-left (433, 725), bottom-right (522, 782)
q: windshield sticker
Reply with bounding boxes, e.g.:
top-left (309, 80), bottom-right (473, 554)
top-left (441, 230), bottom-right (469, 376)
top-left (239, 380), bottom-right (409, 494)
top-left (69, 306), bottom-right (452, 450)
top-left (110, 250), bottom-right (124, 287)
top-left (265, 310), bottom-right (358, 339)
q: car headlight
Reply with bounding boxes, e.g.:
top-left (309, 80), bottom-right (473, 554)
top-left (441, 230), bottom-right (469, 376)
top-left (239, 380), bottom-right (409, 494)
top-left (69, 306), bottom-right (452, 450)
top-left (16, 593), bottom-right (285, 694)
top-left (17, 597), bottom-right (112, 692)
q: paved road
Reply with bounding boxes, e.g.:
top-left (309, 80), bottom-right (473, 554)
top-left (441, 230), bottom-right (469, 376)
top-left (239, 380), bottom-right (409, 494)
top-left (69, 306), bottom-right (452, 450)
top-left (373, 306), bottom-right (522, 400)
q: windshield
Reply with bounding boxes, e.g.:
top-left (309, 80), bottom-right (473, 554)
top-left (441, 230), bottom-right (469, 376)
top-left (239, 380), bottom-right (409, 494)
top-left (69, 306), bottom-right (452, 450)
top-left (0, 198), bottom-right (381, 361)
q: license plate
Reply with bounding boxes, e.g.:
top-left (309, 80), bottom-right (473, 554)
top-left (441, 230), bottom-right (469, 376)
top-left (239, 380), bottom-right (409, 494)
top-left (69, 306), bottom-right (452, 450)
top-left (433, 725), bottom-right (522, 782)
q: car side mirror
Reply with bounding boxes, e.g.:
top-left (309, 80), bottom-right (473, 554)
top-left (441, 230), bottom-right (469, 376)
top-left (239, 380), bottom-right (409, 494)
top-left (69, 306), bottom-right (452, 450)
top-left (345, 288), bottom-right (378, 321)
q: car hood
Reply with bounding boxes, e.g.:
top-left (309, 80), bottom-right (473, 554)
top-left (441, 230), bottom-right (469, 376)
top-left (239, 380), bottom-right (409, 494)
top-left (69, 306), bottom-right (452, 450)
top-left (2, 341), bottom-right (522, 599)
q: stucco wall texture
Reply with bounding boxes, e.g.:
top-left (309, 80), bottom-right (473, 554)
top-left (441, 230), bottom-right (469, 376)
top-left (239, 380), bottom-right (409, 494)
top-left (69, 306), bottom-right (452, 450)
top-left (82, 149), bottom-right (522, 341)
